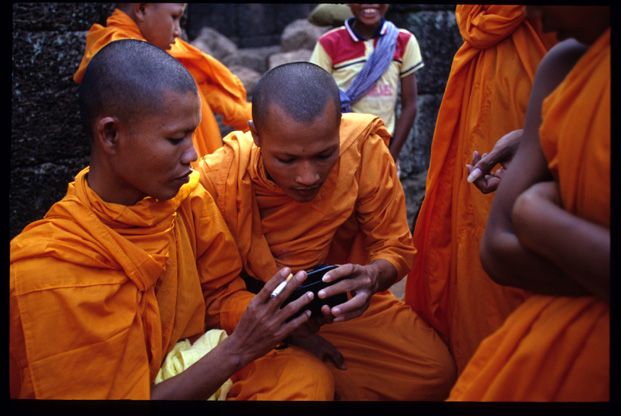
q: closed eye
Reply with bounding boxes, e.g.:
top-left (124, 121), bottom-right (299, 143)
top-left (168, 137), bottom-right (184, 145)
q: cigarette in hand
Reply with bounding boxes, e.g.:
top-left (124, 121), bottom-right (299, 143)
top-left (271, 273), bottom-right (294, 298)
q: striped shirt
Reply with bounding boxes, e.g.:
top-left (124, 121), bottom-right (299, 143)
top-left (310, 18), bottom-right (424, 134)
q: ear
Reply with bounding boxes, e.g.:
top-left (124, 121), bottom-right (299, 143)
top-left (134, 3), bottom-right (149, 23)
top-left (94, 116), bottom-right (122, 156)
top-left (248, 120), bottom-right (261, 147)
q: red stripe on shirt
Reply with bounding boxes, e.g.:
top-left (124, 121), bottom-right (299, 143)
top-left (318, 27), bottom-right (414, 67)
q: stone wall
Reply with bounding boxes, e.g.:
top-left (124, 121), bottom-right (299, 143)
top-left (10, 3), bottom-right (462, 239)
top-left (11, 3), bottom-right (115, 239)
top-left (186, 4), bottom-right (317, 48)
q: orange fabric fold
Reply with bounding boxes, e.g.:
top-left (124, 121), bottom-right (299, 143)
top-left (405, 4), bottom-right (555, 373)
top-left (197, 113), bottom-right (456, 400)
top-left (449, 29), bottom-right (610, 401)
top-left (73, 9), bottom-right (251, 158)
top-left (10, 169), bottom-right (252, 398)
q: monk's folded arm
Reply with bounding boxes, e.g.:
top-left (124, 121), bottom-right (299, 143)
top-left (481, 39), bottom-right (590, 296)
top-left (356, 132), bottom-right (416, 287)
top-left (512, 188), bottom-right (610, 300)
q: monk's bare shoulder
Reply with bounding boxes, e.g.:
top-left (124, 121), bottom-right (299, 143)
top-left (532, 38), bottom-right (587, 96)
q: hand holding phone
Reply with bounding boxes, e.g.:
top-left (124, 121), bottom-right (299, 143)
top-left (283, 265), bottom-right (348, 318)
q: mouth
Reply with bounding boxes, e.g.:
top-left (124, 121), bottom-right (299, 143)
top-left (175, 170), bottom-right (193, 182)
top-left (360, 7), bottom-right (380, 19)
top-left (291, 186), bottom-right (321, 200)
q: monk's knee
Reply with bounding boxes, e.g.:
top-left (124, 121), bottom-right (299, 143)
top-left (273, 346), bottom-right (335, 400)
top-left (426, 339), bottom-right (458, 399)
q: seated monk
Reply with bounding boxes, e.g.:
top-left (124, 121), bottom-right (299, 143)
top-left (449, 5), bottom-right (610, 401)
top-left (196, 62), bottom-right (456, 400)
top-left (73, 3), bottom-right (251, 158)
top-left (9, 39), bottom-right (334, 400)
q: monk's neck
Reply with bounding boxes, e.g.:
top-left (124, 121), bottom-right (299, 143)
top-left (87, 163), bottom-right (143, 206)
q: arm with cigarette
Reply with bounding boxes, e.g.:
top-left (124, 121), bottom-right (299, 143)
top-left (152, 267), bottom-right (315, 399)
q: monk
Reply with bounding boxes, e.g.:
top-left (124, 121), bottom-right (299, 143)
top-left (405, 5), bottom-right (557, 374)
top-left (9, 39), bottom-right (334, 400)
top-left (196, 62), bottom-right (456, 401)
top-left (73, 3), bottom-right (251, 158)
top-left (449, 5), bottom-right (610, 400)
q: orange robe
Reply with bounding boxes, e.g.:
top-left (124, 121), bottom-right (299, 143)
top-left (73, 9), bottom-right (252, 158)
top-left (405, 5), bottom-right (556, 373)
top-left (9, 169), bottom-right (333, 399)
top-left (449, 29), bottom-right (610, 401)
top-left (197, 113), bottom-right (456, 400)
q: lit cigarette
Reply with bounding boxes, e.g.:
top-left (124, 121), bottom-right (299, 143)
top-left (271, 273), bottom-right (293, 298)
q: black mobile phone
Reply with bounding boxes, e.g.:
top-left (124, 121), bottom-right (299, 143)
top-left (282, 264), bottom-right (348, 318)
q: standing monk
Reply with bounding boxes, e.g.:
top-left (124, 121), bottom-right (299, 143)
top-left (450, 5), bottom-right (610, 400)
top-left (196, 62), bottom-right (456, 400)
top-left (10, 40), bottom-right (334, 400)
top-left (74, 3), bottom-right (251, 158)
top-left (405, 5), bottom-right (556, 373)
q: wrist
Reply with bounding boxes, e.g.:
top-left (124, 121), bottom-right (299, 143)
top-left (375, 259), bottom-right (400, 291)
top-left (220, 333), bottom-right (247, 373)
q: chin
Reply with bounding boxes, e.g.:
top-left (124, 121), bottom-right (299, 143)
top-left (289, 191), bottom-right (320, 203)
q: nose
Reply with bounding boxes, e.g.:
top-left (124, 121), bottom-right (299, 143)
top-left (295, 161), bottom-right (321, 187)
top-left (173, 21), bottom-right (182, 39)
top-left (181, 141), bottom-right (198, 165)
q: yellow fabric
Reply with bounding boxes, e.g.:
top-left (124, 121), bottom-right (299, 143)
top-left (449, 28), bottom-right (610, 401)
top-left (197, 113), bottom-right (456, 400)
top-left (405, 5), bottom-right (556, 373)
top-left (73, 8), bottom-right (251, 158)
top-left (155, 329), bottom-right (232, 401)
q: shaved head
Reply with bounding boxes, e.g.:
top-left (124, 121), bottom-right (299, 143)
top-left (78, 39), bottom-right (197, 141)
top-left (251, 62), bottom-right (341, 133)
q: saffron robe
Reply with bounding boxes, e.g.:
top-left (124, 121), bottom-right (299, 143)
top-left (405, 5), bottom-right (556, 373)
top-left (449, 28), bottom-right (610, 401)
top-left (197, 113), bottom-right (456, 400)
top-left (73, 9), bottom-right (251, 157)
top-left (9, 169), bottom-right (333, 400)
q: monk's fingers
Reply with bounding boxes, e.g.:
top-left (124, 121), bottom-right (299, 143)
top-left (277, 290), bottom-right (314, 322)
top-left (470, 150), bottom-right (481, 166)
top-left (330, 290), bottom-right (371, 322)
top-left (267, 270), bottom-right (308, 309)
top-left (321, 263), bottom-right (355, 284)
top-left (317, 276), bottom-right (358, 300)
top-left (279, 309), bottom-right (313, 338)
top-left (320, 304), bottom-right (336, 322)
top-left (468, 152), bottom-right (494, 183)
top-left (256, 267), bottom-right (292, 304)
top-left (475, 175), bottom-right (501, 194)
